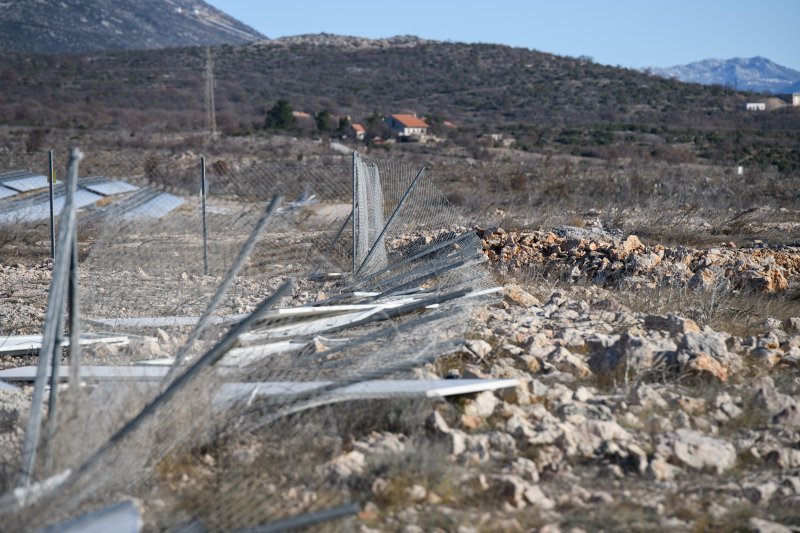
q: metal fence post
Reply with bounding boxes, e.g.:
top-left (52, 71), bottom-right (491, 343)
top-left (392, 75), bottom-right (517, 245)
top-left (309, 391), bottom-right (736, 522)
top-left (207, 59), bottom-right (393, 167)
top-left (67, 229), bottom-right (81, 386)
top-left (48, 150), bottom-right (55, 259)
top-left (351, 151), bottom-right (357, 274)
top-left (201, 155), bottom-right (209, 276)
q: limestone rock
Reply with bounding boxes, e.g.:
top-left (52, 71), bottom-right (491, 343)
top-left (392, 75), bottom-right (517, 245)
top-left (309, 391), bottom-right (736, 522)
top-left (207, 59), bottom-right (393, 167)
top-left (644, 314), bottom-right (701, 334)
top-left (682, 353), bottom-right (729, 382)
top-left (621, 235), bottom-right (644, 255)
top-left (546, 346), bottom-right (592, 378)
top-left (748, 517), bottom-right (792, 533)
top-left (662, 429), bottom-right (736, 474)
top-left (465, 339), bottom-right (492, 359)
top-left (589, 333), bottom-right (676, 376)
top-left (503, 283), bottom-right (540, 308)
top-left (463, 391), bottom-right (498, 418)
top-left (743, 482), bottom-right (779, 505)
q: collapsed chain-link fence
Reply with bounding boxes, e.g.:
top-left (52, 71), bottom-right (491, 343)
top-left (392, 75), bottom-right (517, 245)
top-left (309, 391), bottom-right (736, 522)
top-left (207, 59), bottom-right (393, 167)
top-left (0, 148), bottom-right (498, 530)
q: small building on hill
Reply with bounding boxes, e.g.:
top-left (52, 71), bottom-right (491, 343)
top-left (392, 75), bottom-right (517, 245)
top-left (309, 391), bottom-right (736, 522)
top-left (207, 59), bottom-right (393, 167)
top-left (350, 123), bottom-right (366, 140)
top-left (793, 93), bottom-right (800, 106)
top-left (746, 102), bottom-right (766, 111)
top-left (385, 114), bottom-right (429, 139)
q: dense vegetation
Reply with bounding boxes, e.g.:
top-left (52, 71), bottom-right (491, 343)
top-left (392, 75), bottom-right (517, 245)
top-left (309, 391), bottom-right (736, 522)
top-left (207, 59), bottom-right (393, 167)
top-left (0, 39), bottom-right (798, 171)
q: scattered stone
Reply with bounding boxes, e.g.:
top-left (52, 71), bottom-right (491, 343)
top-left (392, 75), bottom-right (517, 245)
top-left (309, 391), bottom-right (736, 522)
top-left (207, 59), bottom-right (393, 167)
top-left (523, 484), bottom-right (555, 510)
top-left (648, 457), bottom-right (680, 481)
top-left (682, 353), bottom-right (729, 382)
top-left (644, 314), bottom-right (700, 334)
top-left (660, 429), bottom-right (736, 474)
top-left (326, 450), bottom-right (366, 480)
top-left (504, 283), bottom-right (540, 308)
top-left (621, 235), bottom-right (644, 255)
top-left (463, 391), bottom-right (498, 418)
top-left (631, 384), bottom-right (668, 410)
top-left (743, 481), bottom-right (779, 504)
top-left (405, 484), bottom-right (427, 503)
top-left (546, 347), bottom-right (592, 378)
top-left (465, 339), bottom-right (492, 359)
top-left (748, 517), bottom-right (792, 533)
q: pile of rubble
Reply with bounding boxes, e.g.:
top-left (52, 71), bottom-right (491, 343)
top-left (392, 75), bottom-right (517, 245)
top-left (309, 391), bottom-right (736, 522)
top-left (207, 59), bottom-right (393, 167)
top-left (328, 284), bottom-right (800, 531)
top-left (479, 226), bottom-right (800, 293)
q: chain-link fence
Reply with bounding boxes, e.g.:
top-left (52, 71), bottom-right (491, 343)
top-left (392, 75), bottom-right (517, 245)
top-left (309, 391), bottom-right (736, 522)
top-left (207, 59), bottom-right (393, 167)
top-left (0, 147), bottom-right (499, 531)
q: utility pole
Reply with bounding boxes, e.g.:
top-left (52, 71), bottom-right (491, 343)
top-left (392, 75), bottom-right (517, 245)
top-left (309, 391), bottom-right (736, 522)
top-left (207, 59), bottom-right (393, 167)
top-left (204, 47), bottom-right (217, 145)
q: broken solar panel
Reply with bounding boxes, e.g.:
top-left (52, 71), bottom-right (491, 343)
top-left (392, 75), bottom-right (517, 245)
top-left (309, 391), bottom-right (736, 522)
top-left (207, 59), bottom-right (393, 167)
top-left (0, 333), bottom-right (129, 356)
top-left (0, 185), bottom-right (16, 199)
top-left (80, 178), bottom-right (140, 196)
top-left (0, 173), bottom-right (54, 192)
top-left (0, 188), bottom-right (102, 223)
top-left (0, 169), bottom-right (34, 179)
top-left (0, 364), bottom-right (518, 404)
top-left (119, 191), bottom-right (185, 220)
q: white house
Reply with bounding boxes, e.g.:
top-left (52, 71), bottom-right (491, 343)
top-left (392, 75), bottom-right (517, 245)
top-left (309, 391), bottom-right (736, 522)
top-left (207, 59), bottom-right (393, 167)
top-left (385, 114), bottom-right (429, 138)
top-left (793, 93), bottom-right (800, 107)
top-left (746, 102), bottom-right (766, 111)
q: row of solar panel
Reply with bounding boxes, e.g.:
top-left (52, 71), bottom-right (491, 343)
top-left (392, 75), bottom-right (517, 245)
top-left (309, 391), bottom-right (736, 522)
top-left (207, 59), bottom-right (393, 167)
top-left (0, 169), bottom-right (184, 223)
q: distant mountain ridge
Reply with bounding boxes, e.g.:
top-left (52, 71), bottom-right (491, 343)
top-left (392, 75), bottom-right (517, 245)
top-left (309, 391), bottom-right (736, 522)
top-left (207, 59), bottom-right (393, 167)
top-left (650, 57), bottom-right (800, 94)
top-left (0, 0), bottom-right (266, 54)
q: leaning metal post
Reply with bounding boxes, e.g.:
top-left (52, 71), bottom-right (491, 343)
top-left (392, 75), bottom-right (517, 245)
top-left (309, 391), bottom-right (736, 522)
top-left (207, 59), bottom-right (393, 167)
top-left (18, 148), bottom-right (82, 494)
top-left (45, 147), bottom-right (80, 472)
top-left (48, 150), bottom-right (55, 259)
top-left (201, 156), bottom-right (209, 276)
top-left (355, 166), bottom-right (426, 277)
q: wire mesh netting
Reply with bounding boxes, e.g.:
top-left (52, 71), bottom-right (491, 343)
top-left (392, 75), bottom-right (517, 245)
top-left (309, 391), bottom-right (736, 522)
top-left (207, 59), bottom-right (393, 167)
top-left (0, 148), bottom-right (498, 531)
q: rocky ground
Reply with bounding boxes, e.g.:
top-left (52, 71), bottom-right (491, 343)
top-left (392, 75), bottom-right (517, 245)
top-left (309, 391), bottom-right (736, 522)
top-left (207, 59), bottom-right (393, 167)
top-left (1, 226), bottom-right (799, 531)
top-left (314, 227), bottom-right (800, 531)
top-left (315, 275), bottom-right (799, 532)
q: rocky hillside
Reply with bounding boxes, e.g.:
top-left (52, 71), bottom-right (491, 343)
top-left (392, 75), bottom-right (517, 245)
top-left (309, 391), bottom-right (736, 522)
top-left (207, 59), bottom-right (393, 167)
top-left (650, 57), bottom-right (800, 94)
top-left (0, 0), bottom-right (265, 54)
top-left (1, 35), bottom-right (799, 171)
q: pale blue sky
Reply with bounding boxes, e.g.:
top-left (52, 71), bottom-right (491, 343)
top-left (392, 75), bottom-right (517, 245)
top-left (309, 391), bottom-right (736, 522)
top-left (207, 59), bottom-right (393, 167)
top-left (206, 0), bottom-right (800, 71)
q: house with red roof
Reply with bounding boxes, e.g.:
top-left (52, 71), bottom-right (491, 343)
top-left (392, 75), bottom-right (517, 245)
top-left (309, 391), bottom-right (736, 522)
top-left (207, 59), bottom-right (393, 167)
top-left (350, 123), bottom-right (366, 140)
top-left (385, 114), bottom-right (429, 138)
